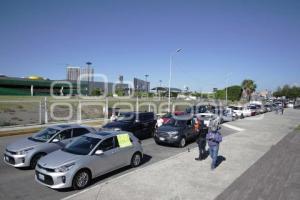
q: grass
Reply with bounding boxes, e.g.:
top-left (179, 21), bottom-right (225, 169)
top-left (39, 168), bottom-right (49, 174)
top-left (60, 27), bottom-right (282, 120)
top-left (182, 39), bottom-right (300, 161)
top-left (295, 125), bottom-right (300, 132)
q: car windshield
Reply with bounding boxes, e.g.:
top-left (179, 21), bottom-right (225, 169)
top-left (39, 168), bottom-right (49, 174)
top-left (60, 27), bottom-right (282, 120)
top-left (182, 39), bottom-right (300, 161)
top-left (163, 118), bottom-right (186, 127)
top-left (62, 136), bottom-right (101, 155)
top-left (117, 113), bottom-right (135, 121)
top-left (29, 128), bottom-right (60, 142)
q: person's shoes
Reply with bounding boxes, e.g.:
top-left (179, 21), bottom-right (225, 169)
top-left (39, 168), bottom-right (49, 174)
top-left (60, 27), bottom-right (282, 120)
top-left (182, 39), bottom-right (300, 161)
top-left (195, 158), bottom-right (202, 161)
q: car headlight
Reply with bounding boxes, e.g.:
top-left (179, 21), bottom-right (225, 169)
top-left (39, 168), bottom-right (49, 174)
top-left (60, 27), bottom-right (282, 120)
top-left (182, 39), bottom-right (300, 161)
top-left (16, 147), bottom-right (34, 155)
top-left (55, 163), bottom-right (75, 173)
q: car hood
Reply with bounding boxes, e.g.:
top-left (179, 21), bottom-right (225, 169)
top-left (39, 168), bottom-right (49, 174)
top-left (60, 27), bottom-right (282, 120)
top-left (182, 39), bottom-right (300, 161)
top-left (102, 121), bottom-right (130, 129)
top-left (6, 137), bottom-right (41, 152)
top-left (38, 150), bottom-right (83, 168)
top-left (157, 126), bottom-right (181, 133)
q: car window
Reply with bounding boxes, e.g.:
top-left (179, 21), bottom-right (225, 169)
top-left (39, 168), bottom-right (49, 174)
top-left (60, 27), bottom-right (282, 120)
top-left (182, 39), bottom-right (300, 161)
top-left (73, 128), bottom-right (90, 137)
top-left (187, 120), bottom-right (192, 126)
top-left (54, 129), bottom-right (72, 141)
top-left (97, 137), bottom-right (116, 152)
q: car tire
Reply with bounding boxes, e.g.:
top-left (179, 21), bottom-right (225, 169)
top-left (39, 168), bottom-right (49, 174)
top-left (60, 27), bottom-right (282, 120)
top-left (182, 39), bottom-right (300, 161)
top-left (131, 152), bottom-right (142, 168)
top-left (30, 153), bottom-right (46, 169)
top-left (72, 169), bottom-right (91, 190)
top-left (178, 137), bottom-right (186, 148)
top-left (241, 114), bottom-right (244, 119)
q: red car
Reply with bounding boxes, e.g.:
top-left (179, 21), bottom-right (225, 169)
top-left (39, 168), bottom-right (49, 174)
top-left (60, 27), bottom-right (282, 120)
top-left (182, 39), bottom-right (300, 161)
top-left (161, 112), bottom-right (185, 123)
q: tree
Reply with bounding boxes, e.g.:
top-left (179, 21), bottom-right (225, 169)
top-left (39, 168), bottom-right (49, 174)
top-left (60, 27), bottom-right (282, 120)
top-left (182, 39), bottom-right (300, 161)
top-left (91, 88), bottom-right (102, 96)
top-left (215, 85), bottom-right (242, 101)
top-left (241, 79), bottom-right (257, 101)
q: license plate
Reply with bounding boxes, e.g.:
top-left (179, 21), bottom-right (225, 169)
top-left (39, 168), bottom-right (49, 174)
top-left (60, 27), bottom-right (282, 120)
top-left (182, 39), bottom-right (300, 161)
top-left (38, 173), bottom-right (45, 181)
top-left (159, 137), bottom-right (165, 141)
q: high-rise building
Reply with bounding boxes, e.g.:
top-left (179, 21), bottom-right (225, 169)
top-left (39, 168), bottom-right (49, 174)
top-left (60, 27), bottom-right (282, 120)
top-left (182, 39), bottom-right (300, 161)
top-left (80, 67), bottom-right (94, 82)
top-left (66, 66), bottom-right (80, 81)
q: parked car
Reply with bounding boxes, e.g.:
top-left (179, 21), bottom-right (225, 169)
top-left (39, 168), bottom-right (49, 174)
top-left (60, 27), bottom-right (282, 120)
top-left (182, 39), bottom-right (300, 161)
top-left (35, 131), bottom-right (143, 190)
top-left (4, 125), bottom-right (96, 169)
top-left (196, 113), bottom-right (221, 127)
top-left (161, 112), bottom-right (185, 123)
top-left (264, 104), bottom-right (272, 112)
top-left (102, 112), bottom-right (156, 139)
top-left (221, 110), bottom-right (236, 122)
top-left (228, 106), bottom-right (243, 118)
top-left (247, 105), bottom-right (257, 116)
top-left (154, 116), bottom-right (197, 148)
top-left (185, 105), bottom-right (207, 115)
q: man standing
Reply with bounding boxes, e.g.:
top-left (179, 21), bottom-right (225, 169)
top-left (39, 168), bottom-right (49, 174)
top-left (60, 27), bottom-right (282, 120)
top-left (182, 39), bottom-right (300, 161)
top-left (206, 126), bottom-right (222, 170)
top-left (195, 117), bottom-right (207, 161)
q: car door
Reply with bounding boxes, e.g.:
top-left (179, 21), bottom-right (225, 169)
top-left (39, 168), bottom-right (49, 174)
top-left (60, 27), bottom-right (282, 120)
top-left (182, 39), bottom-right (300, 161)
top-left (91, 137), bottom-right (124, 176)
top-left (185, 120), bottom-right (194, 140)
top-left (112, 135), bottom-right (134, 166)
top-left (53, 129), bottom-right (73, 146)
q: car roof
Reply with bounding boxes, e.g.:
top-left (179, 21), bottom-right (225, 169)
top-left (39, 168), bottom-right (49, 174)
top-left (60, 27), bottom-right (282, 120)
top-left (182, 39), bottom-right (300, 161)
top-left (171, 115), bottom-right (193, 120)
top-left (85, 130), bottom-right (133, 140)
top-left (49, 124), bottom-right (91, 130)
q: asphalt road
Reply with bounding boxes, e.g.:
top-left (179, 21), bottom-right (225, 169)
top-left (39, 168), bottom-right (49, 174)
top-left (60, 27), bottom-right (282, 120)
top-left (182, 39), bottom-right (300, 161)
top-left (0, 126), bottom-right (237, 200)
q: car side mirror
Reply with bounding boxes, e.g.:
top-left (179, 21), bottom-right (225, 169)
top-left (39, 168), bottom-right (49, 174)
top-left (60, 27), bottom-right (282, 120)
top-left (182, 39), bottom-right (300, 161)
top-left (95, 150), bottom-right (104, 155)
top-left (52, 138), bottom-right (59, 143)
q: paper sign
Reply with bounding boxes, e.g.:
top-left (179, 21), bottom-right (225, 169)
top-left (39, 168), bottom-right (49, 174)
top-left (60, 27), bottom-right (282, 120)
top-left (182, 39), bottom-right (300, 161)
top-left (117, 134), bottom-right (132, 148)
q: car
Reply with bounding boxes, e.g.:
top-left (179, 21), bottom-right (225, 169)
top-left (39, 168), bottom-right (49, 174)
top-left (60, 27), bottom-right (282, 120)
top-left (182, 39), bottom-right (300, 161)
top-left (35, 130), bottom-right (143, 190)
top-left (228, 106), bottom-right (242, 118)
top-left (247, 105), bottom-right (257, 116)
top-left (154, 116), bottom-right (198, 147)
top-left (4, 124), bottom-right (96, 169)
top-left (161, 112), bottom-right (185, 123)
top-left (102, 112), bottom-right (156, 139)
top-left (196, 113), bottom-right (221, 127)
top-left (185, 105), bottom-right (207, 115)
top-left (221, 110), bottom-right (236, 122)
top-left (264, 104), bottom-right (272, 112)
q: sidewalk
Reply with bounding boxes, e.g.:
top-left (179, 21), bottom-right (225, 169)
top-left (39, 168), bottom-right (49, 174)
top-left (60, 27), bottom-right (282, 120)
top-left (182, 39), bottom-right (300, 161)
top-left (65, 109), bottom-right (300, 200)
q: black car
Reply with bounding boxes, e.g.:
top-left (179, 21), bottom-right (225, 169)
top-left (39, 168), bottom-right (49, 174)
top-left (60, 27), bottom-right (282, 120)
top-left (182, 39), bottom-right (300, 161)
top-left (102, 112), bottom-right (157, 139)
top-left (154, 116), bottom-right (198, 148)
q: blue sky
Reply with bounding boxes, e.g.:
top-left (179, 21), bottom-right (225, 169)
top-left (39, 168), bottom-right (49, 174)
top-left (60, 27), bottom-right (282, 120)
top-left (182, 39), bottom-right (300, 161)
top-left (0, 0), bottom-right (300, 92)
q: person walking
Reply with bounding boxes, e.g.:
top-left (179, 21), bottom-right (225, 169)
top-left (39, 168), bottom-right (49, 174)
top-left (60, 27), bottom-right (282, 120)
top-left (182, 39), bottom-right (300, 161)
top-left (281, 102), bottom-right (284, 115)
top-left (206, 126), bottom-right (223, 170)
top-left (194, 117), bottom-right (207, 161)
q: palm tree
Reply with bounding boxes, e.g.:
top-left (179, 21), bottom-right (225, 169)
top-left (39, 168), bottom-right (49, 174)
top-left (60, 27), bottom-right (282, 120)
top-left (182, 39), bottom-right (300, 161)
top-left (241, 79), bottom-right (257, 101)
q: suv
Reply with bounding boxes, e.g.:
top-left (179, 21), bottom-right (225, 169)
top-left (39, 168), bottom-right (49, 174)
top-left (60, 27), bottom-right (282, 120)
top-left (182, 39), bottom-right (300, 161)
top-left (4, 124), bottom-right (96, 169)
top-left (102, 112), bottom-right (157, 139)
top-left (154, 116), bottom-right (197, 147)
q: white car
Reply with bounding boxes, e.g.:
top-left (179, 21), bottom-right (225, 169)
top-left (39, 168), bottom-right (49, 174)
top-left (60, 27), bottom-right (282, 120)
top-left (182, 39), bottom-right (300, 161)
top-left (229, 106), bottom-right (251, 118)
top-left (196, 113), bottom-right (221, 127)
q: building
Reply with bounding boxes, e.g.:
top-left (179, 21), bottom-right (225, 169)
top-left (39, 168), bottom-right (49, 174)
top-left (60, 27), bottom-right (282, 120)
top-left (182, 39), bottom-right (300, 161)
top-left (80, 67), bottom-right (94, 82)
top-left (134, 78), bottom-right (150, 92)
top-left (66, 66), bottom-right (80, 81)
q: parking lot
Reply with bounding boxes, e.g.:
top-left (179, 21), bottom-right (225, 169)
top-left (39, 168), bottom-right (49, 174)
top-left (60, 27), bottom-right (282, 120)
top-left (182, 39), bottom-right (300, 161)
top-left (0, 125), bottom-right (237, 200)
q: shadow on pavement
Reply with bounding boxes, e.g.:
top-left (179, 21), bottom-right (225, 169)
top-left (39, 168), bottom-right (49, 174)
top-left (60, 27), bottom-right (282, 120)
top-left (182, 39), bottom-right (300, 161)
top-left (216, 156), bottom-right (226, 168)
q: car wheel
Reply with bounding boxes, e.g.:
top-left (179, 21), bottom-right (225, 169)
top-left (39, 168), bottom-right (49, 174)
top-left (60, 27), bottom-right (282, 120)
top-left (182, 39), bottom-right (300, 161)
top-left (131, 152), bottom-right (142, 168)
top-left (178, 137), bottom-right (186, 148)
top-left (241, 114), bottom-right (244, 119)
top-left (72, 170), bottom-right (91, 190)
top-left (30, 153), bottom-right (46, 169)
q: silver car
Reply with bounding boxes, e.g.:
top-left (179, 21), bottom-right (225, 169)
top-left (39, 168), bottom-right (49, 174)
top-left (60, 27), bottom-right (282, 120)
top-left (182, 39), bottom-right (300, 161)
top-left (35, 130), bottom-right (143, 190)
top-left (4, 124), bottom-right (96, 168)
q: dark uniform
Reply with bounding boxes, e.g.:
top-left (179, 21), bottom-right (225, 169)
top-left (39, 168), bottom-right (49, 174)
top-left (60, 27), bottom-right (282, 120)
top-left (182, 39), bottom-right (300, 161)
top-left (194, 118), bottom-right (207, 161)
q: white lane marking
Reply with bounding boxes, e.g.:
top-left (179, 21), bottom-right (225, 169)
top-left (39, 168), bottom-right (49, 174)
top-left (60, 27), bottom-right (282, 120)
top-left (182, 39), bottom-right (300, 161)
top-left (222, 123), bottom-right (245, 132)
top-left (61, 147), bottom-right (196, 200)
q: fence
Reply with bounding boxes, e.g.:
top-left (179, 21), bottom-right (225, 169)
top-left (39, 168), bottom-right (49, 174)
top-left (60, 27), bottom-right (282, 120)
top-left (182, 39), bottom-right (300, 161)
top-left (0, 97), bottom-right (226, 127)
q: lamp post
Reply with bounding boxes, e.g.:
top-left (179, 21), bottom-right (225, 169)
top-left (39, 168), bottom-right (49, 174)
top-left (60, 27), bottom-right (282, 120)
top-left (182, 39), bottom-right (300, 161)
top-left (225, 73), bottom-right (232, 105)
top-left (168, 48), bottom-right (182, 112)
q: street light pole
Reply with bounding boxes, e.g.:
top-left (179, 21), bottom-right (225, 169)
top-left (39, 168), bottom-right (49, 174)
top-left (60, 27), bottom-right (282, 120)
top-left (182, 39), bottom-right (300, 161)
top-left (168, 48), bottom-right (182, 112)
